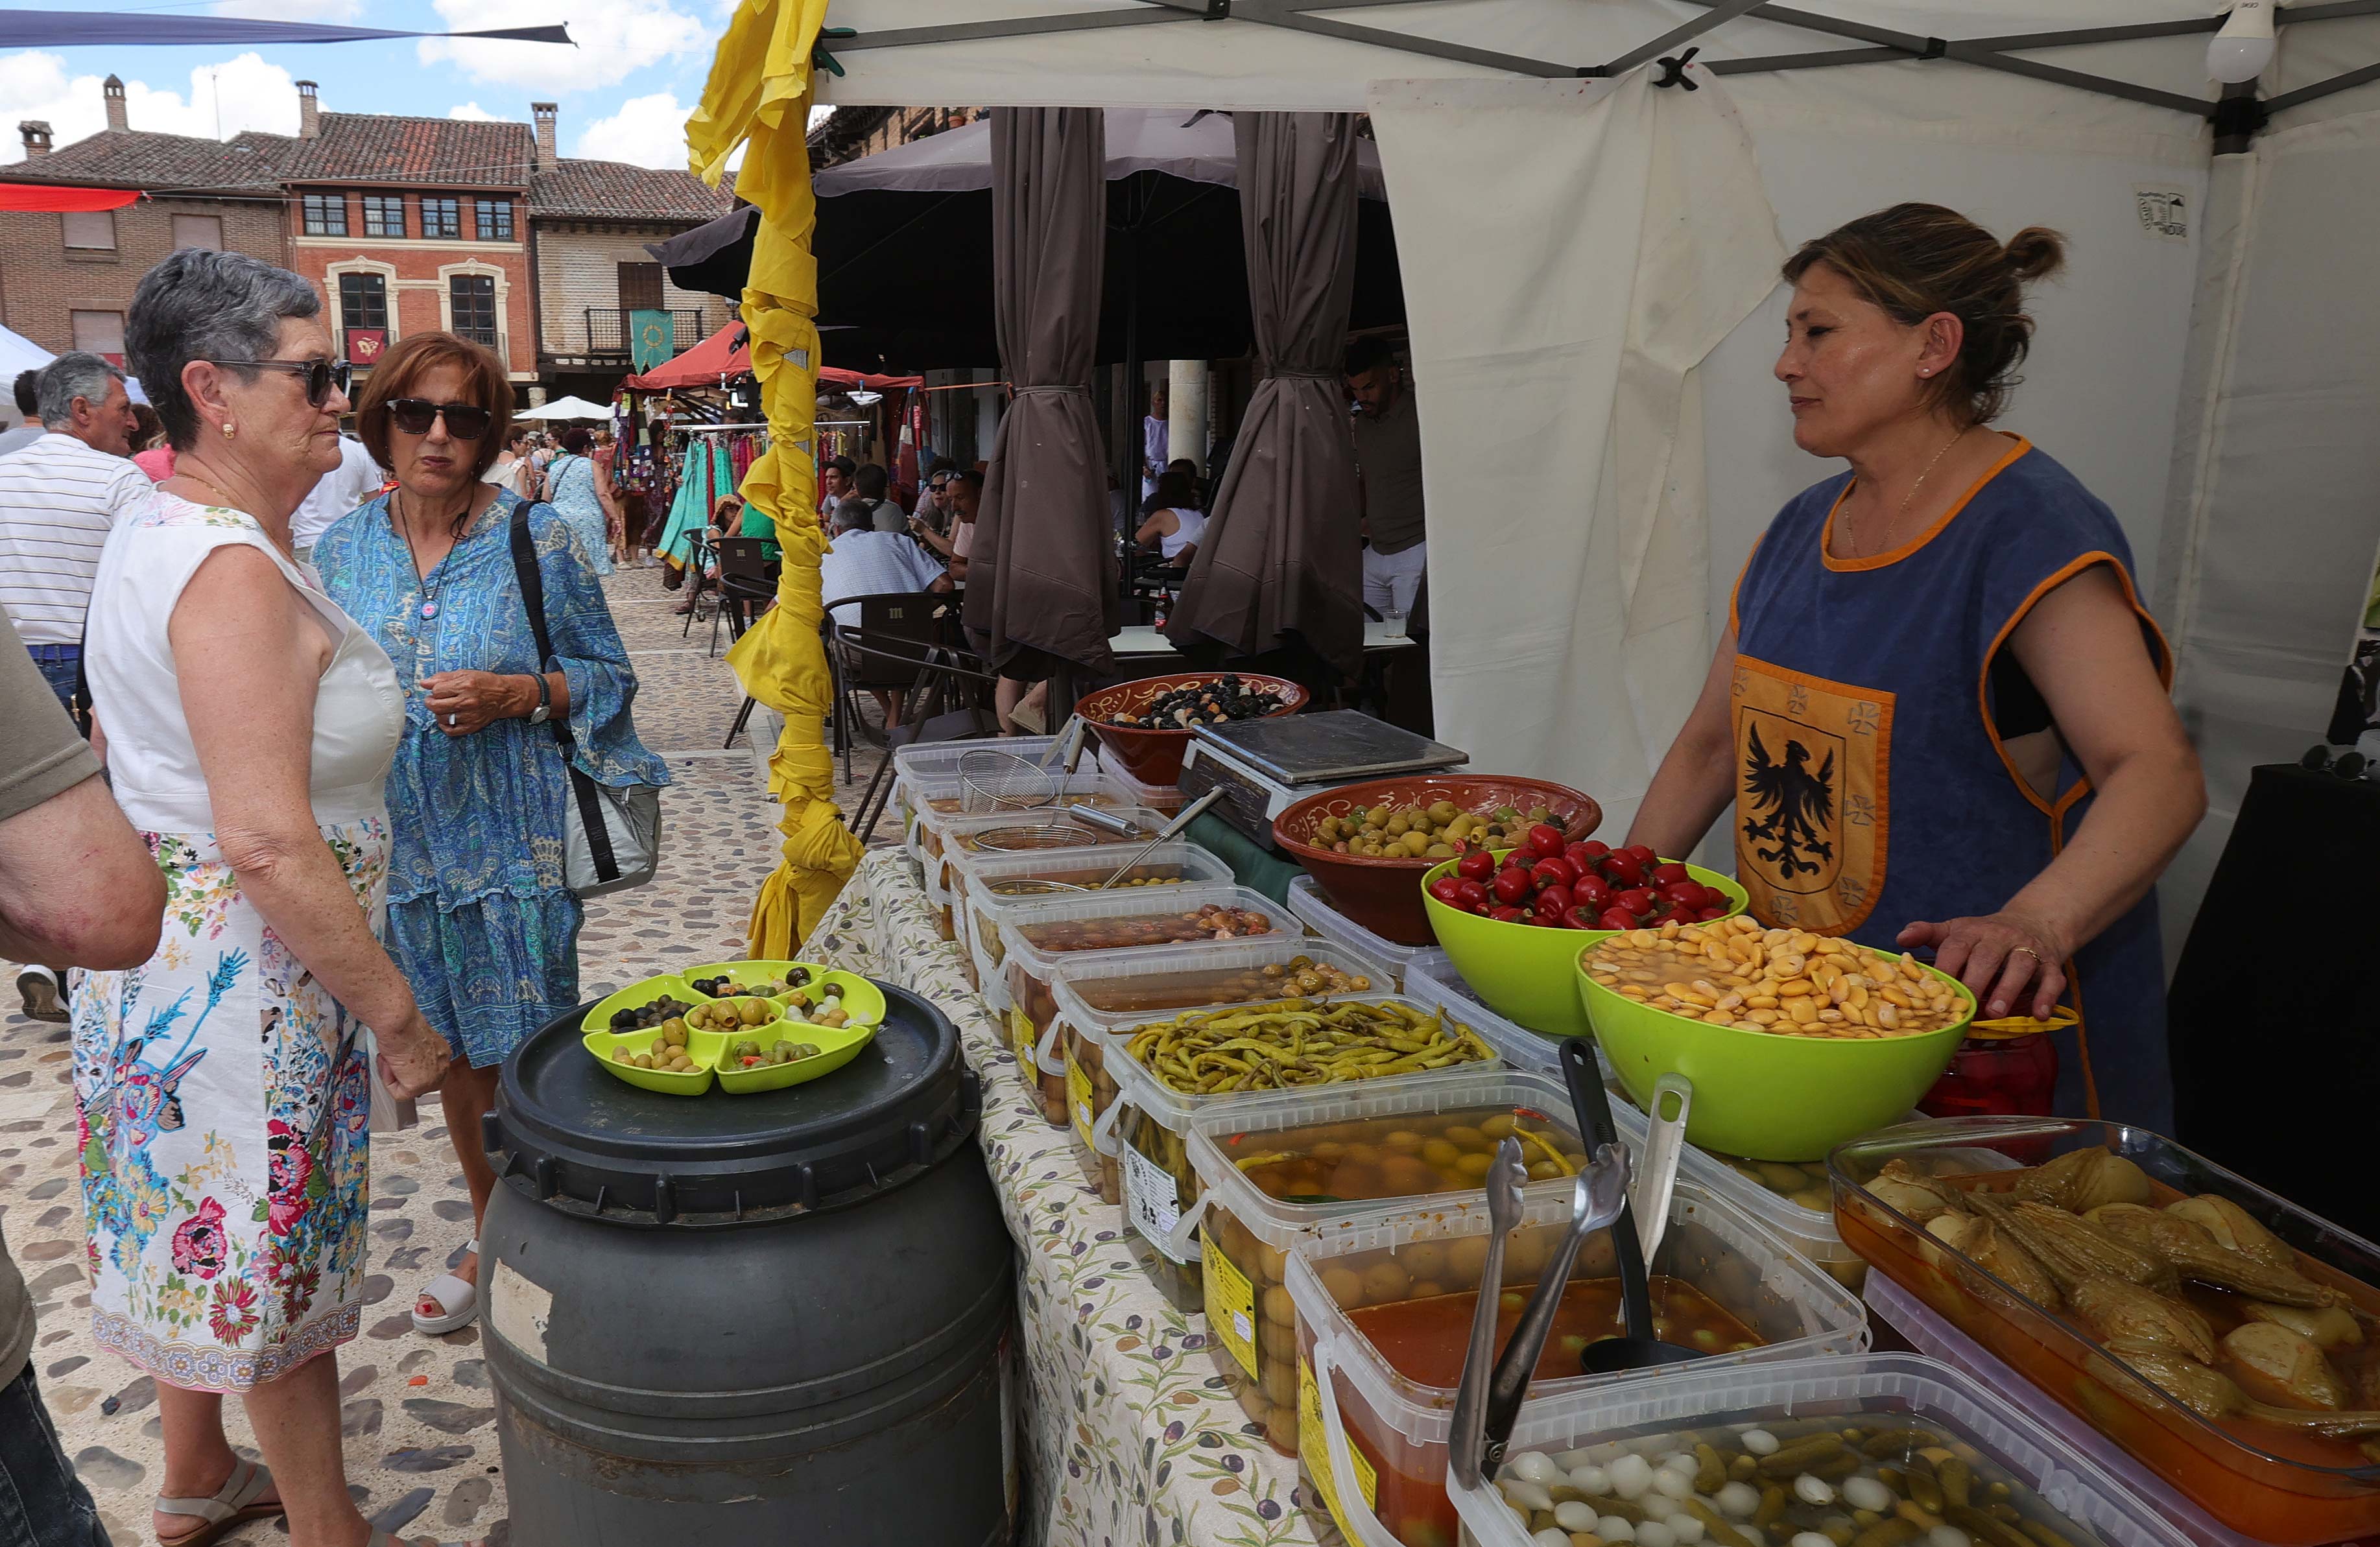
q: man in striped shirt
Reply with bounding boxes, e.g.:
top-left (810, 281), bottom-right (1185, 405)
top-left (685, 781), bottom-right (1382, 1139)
top-left (0, 351), bottom-right (147, 714)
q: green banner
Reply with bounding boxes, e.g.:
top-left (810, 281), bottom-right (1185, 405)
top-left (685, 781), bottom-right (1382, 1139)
top-left (630, 309), bottom-right (674, 372)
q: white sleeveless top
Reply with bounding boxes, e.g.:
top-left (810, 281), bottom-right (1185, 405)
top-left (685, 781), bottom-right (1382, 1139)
top-left (1158, 506), bottom-right (1206, 562)
top-left (86, 488), bottom-right (404, 834)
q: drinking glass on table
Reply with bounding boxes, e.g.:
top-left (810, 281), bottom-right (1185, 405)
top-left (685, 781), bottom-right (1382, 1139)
top-left (1381, 607), bottom-right (1408, 639)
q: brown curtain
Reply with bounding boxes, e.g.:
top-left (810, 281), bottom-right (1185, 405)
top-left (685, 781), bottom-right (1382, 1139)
top-left (1164, 112), bottom-right (1364, 681)
top-left (965, 106), bottom-right (1118, 681)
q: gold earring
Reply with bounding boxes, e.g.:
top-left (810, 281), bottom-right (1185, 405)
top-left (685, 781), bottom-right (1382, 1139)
top-left (222, 421), bottom-right (236, 439)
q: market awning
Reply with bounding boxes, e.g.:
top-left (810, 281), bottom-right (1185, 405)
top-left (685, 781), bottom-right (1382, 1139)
top-left (624, 320), bottom-right (919, 392)
top-left (0, 9), bottom-right (572, 47)
top-left (516, 396), bottom-right (614, 421)
top-left (0, 184), bottom-right (138, 213)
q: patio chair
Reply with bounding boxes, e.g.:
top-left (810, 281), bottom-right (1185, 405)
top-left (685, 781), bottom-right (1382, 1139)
top-left (711, 536), bottom-right (778, 658)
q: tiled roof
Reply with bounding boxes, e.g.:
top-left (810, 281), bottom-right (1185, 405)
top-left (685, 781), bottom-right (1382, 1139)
top-left (0, 129), bottom-right (281, 191)
top-left (257, 113), bottom-right (536, 189)
top-left (530, 158), bottom-right (735, 223)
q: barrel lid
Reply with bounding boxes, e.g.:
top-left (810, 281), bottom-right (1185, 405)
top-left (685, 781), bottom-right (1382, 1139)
top-left (487, 980), bottom-right (981, 1227)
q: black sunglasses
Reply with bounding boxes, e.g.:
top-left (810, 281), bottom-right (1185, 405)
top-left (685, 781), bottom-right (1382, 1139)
top-left (387, 398), bottom-right (493, 440)
top-left (207, 357), bottom-right (351, 408)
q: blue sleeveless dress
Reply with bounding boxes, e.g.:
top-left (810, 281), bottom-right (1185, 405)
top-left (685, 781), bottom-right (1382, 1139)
top-left (1730, 436), bottom-right (2175, 1131)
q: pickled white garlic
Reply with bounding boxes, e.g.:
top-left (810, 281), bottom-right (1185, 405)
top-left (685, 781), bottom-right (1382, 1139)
top-left (1740, 1429), bottom-right (1781, 1456)
top-left (1503, 1479), bottom-right (1556, 1513)
top-left (1652, 1467), bottom-right (1697, 1501)
top-left (1714, 1481), bottom-right (1761, 1518)
top-left (1929, 1530), bottom-right (1972, 1547)
top-left (1608, 1454), bottom-right (1654, 1499)
top-left (1599, 1518), bottom-right (1637, 1543)
top-left (1569, 1465), bottom-right (1612, 1495)
top-left (1671, 1515), bottom-right (1706, 1544)
top-left (1792, 1475), bottom-right (1835, 1507)
top-left (1514, 1452), bottom-right (1565, 1486)
top-left (1636, 1523), bottom-right (1678, 1547)
top-left (1534, 1530), bottom-right (1570, 1547)
top-left (1791, 1535), bottom-right (1834, 1547)
top-left (1556, 1502), bottom-right (1600, 1531)
top-left (1841, 1476), bottom-right (1894, 1515)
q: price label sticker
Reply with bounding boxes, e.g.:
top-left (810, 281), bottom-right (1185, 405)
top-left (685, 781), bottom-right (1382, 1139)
top-left (1298, 1358), bottom-right (1376, 1542)
top-left (1123, 1144), bottom-right (1185, 1260)
top-left (1066, 1050), bottom-right (1095, 1149)
top-left (1202, 1226), bottom-right (1259, 1380)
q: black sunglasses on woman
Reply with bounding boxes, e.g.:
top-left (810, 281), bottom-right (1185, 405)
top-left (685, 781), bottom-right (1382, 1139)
top-left (386, 399), bottom-right (493, 440)
top-left (204, 357), bottom-right (353, 408)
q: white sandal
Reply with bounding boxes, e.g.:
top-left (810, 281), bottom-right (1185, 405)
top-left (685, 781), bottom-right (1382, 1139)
top-left (411, 1238), bottom-right (480, 1334)
top-left (156, 1458), bottom-right (280, 1547)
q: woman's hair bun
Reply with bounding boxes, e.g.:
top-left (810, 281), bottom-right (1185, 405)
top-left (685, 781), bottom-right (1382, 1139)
top-left (2002, 226), bottom-right (2068, 283)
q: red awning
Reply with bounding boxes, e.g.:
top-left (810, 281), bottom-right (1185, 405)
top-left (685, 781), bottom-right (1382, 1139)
top-left (0, 184), bottom-right (139, 213)
top-left (623, 321), bottom-right (920, 393)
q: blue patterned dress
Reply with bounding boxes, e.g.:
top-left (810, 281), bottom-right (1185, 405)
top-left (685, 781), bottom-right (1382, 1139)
top-left (544, 452), bottom-right (614, 577)
top-left (315, 491), bottom-right (669, 1067)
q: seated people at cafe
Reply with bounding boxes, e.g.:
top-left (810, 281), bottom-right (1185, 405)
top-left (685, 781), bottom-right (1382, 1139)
top-left (911, 468), bottom-right (979, 583)
top-left (1135, 468), bottom-right (1207, 571)
top-left (821, 501), bottom-right (952, 731)
top-left (842, 462), bottom-right (907, 533)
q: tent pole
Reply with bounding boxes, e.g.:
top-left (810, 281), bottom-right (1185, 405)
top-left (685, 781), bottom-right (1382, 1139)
top-left (1122, 231), bottom-right (1141, 615)
top-left (2263, 59), bottom-right (2380, 113)
top-left (1591, 0), bottom-right (1770, 77)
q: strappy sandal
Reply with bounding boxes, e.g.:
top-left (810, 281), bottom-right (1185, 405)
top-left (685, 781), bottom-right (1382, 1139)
top-left (411, 1238), bottom-right (480, 1335)
top-left (156, 1458), bottom-right (281, 1547)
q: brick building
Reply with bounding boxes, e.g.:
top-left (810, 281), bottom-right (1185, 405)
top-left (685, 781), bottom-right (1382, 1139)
top-left (0, 78), bottom-right (730, 398)
top-left (527, 106), bottom-right (735, 405)
top-left (807, 106), bottom-right (984, 171)
top-left (0, 78), bottom-right (288, 364)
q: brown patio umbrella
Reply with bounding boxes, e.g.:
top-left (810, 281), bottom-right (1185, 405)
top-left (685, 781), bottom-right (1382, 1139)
top-left (1163, 112), bottom-right (1364, 682)
top-left (964, 106), bottom-right (1119, 681)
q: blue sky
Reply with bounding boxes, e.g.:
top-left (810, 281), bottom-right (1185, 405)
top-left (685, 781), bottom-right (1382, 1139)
top-left (0, 0), bottom-right (740, 169)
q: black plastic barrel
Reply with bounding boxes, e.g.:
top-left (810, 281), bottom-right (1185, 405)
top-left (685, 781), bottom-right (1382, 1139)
top-left (480, 982), bottom-right (1014, 1546)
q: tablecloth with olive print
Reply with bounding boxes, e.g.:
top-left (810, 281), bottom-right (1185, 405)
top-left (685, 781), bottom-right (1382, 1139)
top-left (802, 847), bottom-right (1329, 1547)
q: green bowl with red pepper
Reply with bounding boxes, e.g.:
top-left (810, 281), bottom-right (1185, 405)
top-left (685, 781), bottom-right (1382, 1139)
top-left (1420, 835), bottom-right (1748, 1037)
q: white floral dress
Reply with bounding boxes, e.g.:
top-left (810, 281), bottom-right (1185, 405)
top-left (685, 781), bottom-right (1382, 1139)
top-left (71, 490), bottom-right (403, 1392)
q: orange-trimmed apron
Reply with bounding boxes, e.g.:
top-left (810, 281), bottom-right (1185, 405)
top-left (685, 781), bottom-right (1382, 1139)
top-left (1728, 438), bottom-right (2174, 1131)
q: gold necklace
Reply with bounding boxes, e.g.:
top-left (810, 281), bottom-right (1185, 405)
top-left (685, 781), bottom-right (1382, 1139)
top-left (1845, 427), bottom-right (1968, 560)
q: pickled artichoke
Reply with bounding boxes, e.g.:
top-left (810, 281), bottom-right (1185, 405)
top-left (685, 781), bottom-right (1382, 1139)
top-left (1928, 1211), bottom-right (2062, 1310)
top-left (1866, 1159), bottom-right (1968, 1225)
top-left (2068, 1274), bottom-right (2217, 1363)
top-left (2166, 1194), bottom-right (2295, 1271)
top-left (2243, 1301), bottom-right (2364, 1351)
top-left (2015, 1147), bottom-right (2152, 1212)
top-left (2223, 1321), bottom-right (2351, 1410)
top-left (1973, 1194), bottom-right (2181, 1296)
top-left (2091, 1203), bottom-right (2346, 1308)
top-left (2104, 1337), bottom-right (2380, 1437)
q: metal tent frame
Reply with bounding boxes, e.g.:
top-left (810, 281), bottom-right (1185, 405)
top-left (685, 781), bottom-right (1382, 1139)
top-left (824, 0), bottom-right (2380, 145)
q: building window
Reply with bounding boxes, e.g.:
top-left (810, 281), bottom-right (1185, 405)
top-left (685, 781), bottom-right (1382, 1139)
top-left (449, 274), bottom-right (497, 347)
top-left (339, 272), bottom-right (388, 333)
top-left (361, 195), bottom-right (406, 239)
top-left (474, 198), bottom-right (514, 241)
top-left (62, 211), bottom-right (115, 251)
top-left (422, 198), bottom-right (460, 240)
top-left (170, 214), bottom-right (223, 251)
top-left (69, 311), bottom-right (125, 357)
top-left (302, 193), bottom-right (347, 236)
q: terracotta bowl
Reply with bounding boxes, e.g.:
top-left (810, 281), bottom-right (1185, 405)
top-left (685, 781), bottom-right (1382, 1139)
top-left (1272, 775), bottom-right (1604, 946)
top-left (1075, 672), bottom-right (1309, 785)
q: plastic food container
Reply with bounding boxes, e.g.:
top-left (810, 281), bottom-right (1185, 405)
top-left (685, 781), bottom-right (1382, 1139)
top-left (1287, 875), bottom-right (1444, 991)
top-left (954, 841), bottom-right (1235, 1003)
top-left (1425, 1352), bottom-right (2195, 1547)
top-left (997, 884), bottom-right (1287, 1125)
top-left (1185, 1069), bottom-right (1612, 1459)
top-left (914, 803), bottom-right (1167, 941)
top-left (1051, 939), bottom-right (1394, 1203)
top-left (1674, 1141), bottom-right (1870, 1292)
top-left (1082, 992), bottom-right (1505, 1314)
top-left (1095, 740), bottom-right (1187, 815)
top-left (1399, 949), bottom-right (1574, 1077)
top-left (892, 734), bottom-right (1060, 858)
top-left (1288, 1181), bottom-right (1870, 1535)
top-left (1867, 1269), bottom-right (2262, 1547)
top-left (1830, 1116), bottom-right (2380, 1545)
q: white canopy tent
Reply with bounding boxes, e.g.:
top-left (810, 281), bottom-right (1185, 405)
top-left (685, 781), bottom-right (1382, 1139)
top-left (809, 0), bottom-right (2380, 964)
top-left (516, 396), bottom-right (615, 421)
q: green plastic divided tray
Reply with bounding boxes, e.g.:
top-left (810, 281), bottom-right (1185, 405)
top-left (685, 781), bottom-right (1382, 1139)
top-left (680, 960), bottom-right (888, 1027)
top-left (578, 969), bottom-right (883, 1096)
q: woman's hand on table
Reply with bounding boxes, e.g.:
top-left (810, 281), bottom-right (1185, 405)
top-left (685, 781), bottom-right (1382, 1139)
top-left (423, 670), bottom-right (536, 737)
top-left (1898, 908), bottom-right (2068, 1021)
top-left (376, 1010), bottom-right (454, 1099)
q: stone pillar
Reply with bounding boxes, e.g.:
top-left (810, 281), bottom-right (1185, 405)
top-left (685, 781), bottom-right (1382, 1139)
top-left (1166, 359), bottom-right (1208, 475)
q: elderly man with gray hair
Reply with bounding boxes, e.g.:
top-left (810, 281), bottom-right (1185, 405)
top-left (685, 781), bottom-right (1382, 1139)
top-left (0, 351), bottom-right (147, 707)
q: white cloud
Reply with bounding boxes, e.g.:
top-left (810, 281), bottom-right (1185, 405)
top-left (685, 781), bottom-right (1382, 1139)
top-left (575, 91), bottom-right (694, 169)
top-left (448, 102), bottom-right (502, 121)
top-left (417, 0), bottom-right (712, 94)
top-left (213, 0), bottom-right (363, 22)
top-left (0, 51), bottom-right (299, 161)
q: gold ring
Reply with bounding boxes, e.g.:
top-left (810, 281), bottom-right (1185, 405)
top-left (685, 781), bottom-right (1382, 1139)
top-left (2010, 946), bottom-right (2040, 962)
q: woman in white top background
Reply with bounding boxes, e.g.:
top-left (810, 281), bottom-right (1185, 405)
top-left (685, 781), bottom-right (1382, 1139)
top-left (481, 425), bottom-right (536, 500)
top-left (1135, 467), bottom-right (1207, 570)
top-left (88, 248), bottom-right (466, 1547)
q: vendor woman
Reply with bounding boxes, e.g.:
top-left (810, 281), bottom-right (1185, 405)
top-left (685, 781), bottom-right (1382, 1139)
top-left (1628, 204), bottom-right (2205, 1131)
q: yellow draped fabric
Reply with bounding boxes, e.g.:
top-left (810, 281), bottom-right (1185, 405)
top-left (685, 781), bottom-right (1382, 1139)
top-left (688, 0), bottom-right (863, 954)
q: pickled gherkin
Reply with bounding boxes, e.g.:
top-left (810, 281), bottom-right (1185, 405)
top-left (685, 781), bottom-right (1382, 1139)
top-left (1122, 997), bottom-right (1494, 1095)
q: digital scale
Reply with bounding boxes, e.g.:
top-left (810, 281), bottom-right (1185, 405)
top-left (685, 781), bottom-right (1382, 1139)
top-left (1176, 710), bottom-right (1468, 846)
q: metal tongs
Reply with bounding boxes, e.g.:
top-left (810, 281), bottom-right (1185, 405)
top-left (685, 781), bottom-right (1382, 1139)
top-left (1447, 1139), bottom-right (1634, 1488)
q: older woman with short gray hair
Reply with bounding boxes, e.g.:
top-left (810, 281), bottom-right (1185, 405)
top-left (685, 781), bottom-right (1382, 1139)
top-left (75, 247), bottom-right (472, 1547)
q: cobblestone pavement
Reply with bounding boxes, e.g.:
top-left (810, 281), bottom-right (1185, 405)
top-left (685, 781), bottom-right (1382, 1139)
top-left (0, 566), bottom-right (890, 1545)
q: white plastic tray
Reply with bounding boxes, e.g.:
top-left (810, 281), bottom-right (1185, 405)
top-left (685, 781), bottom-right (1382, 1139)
top-left (1285, 874), bottom-right (1443, 990)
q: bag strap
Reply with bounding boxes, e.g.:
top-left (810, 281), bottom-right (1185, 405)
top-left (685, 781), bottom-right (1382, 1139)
top-left (507, 501), bottom-right (621, 884)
